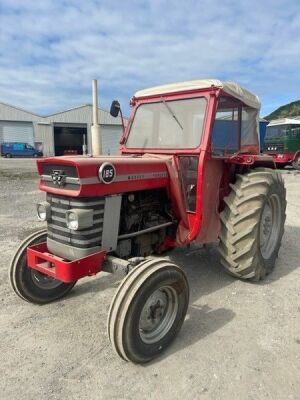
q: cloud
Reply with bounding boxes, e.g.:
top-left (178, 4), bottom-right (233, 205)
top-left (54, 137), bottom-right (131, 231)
top-left (0, 0), bottom-right (299, 116)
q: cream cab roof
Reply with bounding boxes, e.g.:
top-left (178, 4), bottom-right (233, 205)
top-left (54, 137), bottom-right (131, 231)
top-left (135, 79), bottom-right (260, 109)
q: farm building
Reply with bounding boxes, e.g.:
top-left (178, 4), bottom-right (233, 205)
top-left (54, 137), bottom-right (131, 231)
top-left (0, 102), bottom-right (126, 157)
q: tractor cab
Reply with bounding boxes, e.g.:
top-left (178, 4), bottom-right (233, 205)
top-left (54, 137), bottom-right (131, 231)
top-left (121, 79), bottom-right (261, 156)
top-left (118, 80), bottom-right (270, 244)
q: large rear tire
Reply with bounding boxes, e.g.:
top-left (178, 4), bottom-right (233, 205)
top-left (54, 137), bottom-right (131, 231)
top-left (292, 154), bottom-right (300, 171)
top-left (219, 168), bottom-right (286, 281)
top-left (107, 258), bottom-right (189, 363)
top-left (9, 230), bottom-right (76, 304)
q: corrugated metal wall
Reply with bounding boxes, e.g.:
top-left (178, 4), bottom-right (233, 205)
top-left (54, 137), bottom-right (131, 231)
top-left (101, 125), bottom-right (122, 155)
top-left (0, 121), bottom-right (34, 145)
top-left (0, 102), bottom-right (40, 122)
top-left (45, 105), bottom-right (124, 126)
top-left (35, 123), bottom-right (54, 156)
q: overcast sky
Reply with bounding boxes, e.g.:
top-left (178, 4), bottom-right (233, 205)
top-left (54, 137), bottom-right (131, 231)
top-left (0, 0), bottom-right (299, 117)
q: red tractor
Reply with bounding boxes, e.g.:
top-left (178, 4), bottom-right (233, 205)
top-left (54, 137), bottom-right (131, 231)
top-left (10, 80), bottom-right (286, 363)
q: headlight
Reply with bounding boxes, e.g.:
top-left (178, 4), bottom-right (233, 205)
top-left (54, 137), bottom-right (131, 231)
top-left (65, 209), bottom-right (93, 231)
top-left (66, 211), bottom-right (79, 230)
top-left (37, 201), bottom-right (51, 221)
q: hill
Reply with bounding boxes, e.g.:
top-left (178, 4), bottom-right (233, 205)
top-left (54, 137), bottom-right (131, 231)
top-left (264, 100), bottom-right (300, 121)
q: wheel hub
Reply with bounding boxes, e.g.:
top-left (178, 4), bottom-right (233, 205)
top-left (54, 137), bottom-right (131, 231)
top-left (139, 286), bottom-right (178, 344)
top-left (261, 204), bottom-right (272, 240)
top-left (140, 291), bottom-right (167, 331)
top-left (31, 270), bottom-right (62, 290)
top-left (259, 194), bottom-right (281, 259)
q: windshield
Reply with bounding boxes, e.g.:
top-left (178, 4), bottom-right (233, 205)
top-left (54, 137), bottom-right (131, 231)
top-left (126, 97), bottom-right (207, 149)
top-left (266, 125), bottom-right (289, 139)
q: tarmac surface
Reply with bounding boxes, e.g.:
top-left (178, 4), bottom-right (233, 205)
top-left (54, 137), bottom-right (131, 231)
top-left (0, 158), bottom-right (299, 400)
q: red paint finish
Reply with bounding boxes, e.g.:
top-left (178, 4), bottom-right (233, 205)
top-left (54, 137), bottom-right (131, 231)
top-left (270, 152), bottom-right (295, 164)
top-left (27, 242), bottom-right (106, 283)
top-left (186, 92), bottom-right (219, 243)
top-left (195, 158), bottom-right (224, 243)
top-left (227, 153), bottom-right (274, 166)
top-left (37, 156), bottom-right (169, 197)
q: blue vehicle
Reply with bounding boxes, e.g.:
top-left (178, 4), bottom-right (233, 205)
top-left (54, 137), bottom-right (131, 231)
top-left (1, 142), bottom-right (43, 158)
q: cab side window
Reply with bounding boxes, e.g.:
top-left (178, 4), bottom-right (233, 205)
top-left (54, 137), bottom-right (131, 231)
top-left (211, 97), bottom-right (240, 157)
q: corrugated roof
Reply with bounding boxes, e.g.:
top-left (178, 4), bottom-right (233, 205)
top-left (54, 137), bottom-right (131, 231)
top-left (0, 101), bottom-right (41, 117)
top-left (0, 102), bottom-right (127, 125)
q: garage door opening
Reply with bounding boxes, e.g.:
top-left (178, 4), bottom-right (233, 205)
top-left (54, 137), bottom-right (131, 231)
top-left (54, 125), bottom-right (87, 156)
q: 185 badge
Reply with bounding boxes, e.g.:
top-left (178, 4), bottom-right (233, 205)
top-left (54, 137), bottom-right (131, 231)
top-left (98, 163), bottom-right (116, 184)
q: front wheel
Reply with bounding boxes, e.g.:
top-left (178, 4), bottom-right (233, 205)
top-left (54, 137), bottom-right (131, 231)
top-left (107, 258), bottom-right (189, 363)
top-left (9, 230), bottom-right (76, 304)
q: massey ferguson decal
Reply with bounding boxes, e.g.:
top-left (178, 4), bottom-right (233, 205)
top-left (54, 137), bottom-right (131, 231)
top-left (51, 170), bottom-right (66, 186)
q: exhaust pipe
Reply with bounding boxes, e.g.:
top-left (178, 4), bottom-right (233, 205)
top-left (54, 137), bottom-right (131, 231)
top-left (91, 79), bottom-right (102, 156)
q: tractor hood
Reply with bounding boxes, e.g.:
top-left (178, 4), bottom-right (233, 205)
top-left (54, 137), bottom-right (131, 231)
top-left (37, 155), bottom-right (169, 197)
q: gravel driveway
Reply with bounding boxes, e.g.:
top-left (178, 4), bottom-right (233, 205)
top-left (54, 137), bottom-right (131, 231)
top-left (0, 158), bottom-right (299, 400)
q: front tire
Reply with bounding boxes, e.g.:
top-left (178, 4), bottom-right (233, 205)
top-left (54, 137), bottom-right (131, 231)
top-left (107, 258), bottom-right (189, 363)
top-left (219, 168), bottom-right (286, 281)
top-left (9, 230), bottom-right (76, 304)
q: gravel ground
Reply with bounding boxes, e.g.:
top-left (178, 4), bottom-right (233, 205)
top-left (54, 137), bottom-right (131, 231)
top-left (0, 158), bottom-right (299, 400)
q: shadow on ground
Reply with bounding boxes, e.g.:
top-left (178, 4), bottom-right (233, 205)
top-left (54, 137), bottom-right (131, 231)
top-left (9, 222), bottom-right (299, 362)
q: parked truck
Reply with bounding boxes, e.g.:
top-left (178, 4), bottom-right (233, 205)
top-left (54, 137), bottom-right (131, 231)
top-left (264, 118), bottom-right (300, 169)
top-left (9, 80), bottom-right (286, 363)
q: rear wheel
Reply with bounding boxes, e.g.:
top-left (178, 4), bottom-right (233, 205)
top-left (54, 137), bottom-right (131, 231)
top-left (9, 230), bottom-right (76, 304)
top-left (33, 153), bottom-right (39, 158)
top-left (107, 258), bottom-right (189, 363)
top-left (219, 168), bottom-right (286, 281)
top-left (292, 155), bottom-right (300, 171)
top-left (5, 153), bottom-right (12, 158)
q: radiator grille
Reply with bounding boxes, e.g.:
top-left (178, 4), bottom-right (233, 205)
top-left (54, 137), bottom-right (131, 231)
top-left (265, 143), bottom-right (285, 152)
top-left (46, 194), bottom-right (104, 249)
top-left (41, 165), bottom-right (79, 190)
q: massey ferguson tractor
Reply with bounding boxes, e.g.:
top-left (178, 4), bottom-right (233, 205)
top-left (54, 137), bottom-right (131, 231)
top-left (9, 79), bottom-right (286, 363)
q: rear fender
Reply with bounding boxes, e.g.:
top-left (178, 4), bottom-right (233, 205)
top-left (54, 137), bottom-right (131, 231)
top-left (227, 154), bottom-right (276, 169)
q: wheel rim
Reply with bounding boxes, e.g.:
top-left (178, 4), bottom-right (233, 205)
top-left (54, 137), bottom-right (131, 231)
top-left (30, 269), bottom-right (62, 290)
top-left (139, 286), bottom-right (178, 344)
top-left (259, 194), bottom-right (282, 259)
